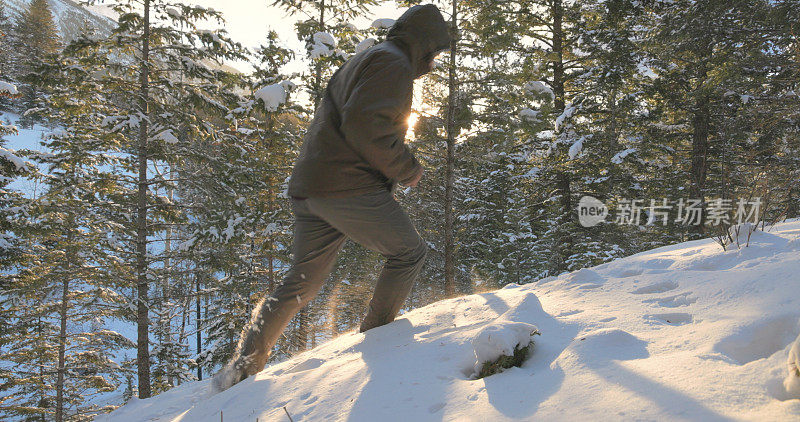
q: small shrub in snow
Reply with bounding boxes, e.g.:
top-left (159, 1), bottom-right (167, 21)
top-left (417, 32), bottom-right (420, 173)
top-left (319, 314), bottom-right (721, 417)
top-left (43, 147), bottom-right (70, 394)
top-left (472, 322), bottom-right (540, 379)
top-left (475, 341), bottom-right (535, 379)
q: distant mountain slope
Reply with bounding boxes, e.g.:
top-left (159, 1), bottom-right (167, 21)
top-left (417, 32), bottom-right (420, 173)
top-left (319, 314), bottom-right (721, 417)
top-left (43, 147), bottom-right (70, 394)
top-left (6, 0), bottom-right (114, 42)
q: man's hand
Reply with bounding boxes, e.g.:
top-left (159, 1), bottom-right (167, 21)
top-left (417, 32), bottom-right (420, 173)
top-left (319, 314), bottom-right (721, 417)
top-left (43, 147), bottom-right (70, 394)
top-left (402, 166), bottom-right (424, 188)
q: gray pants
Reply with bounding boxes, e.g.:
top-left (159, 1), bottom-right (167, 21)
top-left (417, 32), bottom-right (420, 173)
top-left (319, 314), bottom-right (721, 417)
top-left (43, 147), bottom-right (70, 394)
top-left (232, 189), bottom-right (427, 377)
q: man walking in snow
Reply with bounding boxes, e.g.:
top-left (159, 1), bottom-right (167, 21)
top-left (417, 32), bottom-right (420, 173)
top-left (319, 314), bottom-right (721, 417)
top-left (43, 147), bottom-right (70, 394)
top-left (213, 4), bottom-right (452, 392)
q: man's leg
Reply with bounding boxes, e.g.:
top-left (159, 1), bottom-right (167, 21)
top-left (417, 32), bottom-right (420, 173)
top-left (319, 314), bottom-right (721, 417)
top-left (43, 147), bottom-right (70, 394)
top-left (306, 190), bottom-right (427, 333)
top-left (213, 198), bottom-right (346, 391)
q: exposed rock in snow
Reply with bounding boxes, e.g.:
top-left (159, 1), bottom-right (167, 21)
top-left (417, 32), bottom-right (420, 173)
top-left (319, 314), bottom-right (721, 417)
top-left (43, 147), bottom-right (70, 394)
top-left (371, 18), bottom-right (395, 29)
top-left (355, 37), bottom-right (377, 54)
top-left (6, 0), bottom-right (115, 43)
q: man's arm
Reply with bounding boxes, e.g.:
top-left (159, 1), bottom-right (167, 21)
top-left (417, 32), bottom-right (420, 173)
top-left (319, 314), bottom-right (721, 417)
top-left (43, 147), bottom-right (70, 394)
top-left (340, 53), bottom-right (422, 185)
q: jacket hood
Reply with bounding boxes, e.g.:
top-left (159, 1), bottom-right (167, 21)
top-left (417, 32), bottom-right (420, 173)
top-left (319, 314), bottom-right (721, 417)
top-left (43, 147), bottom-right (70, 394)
top-left (387, 4), bottom-right (451, 78)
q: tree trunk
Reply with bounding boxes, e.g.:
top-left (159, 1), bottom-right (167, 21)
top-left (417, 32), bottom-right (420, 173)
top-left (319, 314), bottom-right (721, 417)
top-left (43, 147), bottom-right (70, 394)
top-left (552, 0), bottom-right (571, 273)
top-left (135, 0), bottom-right (152, 399)
top-left (54, 262), bottom-right (69, 421)
top-left (195, 273), bottom-right (202, 380)
top-left (313, 0), bottom-right (326, 108)
top-left (164, 168), bottom-right (174, 387)
top-left (443, 0), bottom-right (458, 298)
top-left (690, 91), bottom-right (710, 235)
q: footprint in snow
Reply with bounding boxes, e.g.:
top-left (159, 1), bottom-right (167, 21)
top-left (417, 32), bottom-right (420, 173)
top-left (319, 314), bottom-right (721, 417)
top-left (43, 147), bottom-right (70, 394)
top-left (428, 402), bottom-right (445, 413)
top-left (631, 280), bottom-right (679, 295)
top-left (645, 312), bottom-right (693, 326)
top-left (556, 309), bottom-right (583, 317)
top-left (713, 314), bottom-right (800, 365)
top-left (643, 292), bottom-right (697, 308)
top-left (284, 358), bottom-right (325, 374)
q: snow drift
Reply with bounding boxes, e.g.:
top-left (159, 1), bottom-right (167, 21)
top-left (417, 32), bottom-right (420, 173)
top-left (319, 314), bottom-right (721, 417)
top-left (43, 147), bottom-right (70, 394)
top-left (101, 221), bottom-right (800, 421)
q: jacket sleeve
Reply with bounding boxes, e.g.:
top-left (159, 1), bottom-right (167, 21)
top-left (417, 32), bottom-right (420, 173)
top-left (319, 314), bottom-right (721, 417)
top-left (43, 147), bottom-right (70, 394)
top-left (340, 53), bottom-right (422, 184)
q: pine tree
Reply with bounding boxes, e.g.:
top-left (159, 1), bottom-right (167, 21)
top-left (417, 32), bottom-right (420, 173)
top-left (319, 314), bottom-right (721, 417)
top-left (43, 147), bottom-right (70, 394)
top-left (76, 0), bottom-right (247, 398)
top-left (13, 0), bottom-right (60, 118)
top-left (0, 80), bottom-right (25, 265)
top-left (1, 42), bottom-right (138, 421)
top-left (0, 0), bottom-right (15, 80)
top-left (560, 0), bottom-right (647, 264)
top-left (196, 32), bottom-right (302, 370)
top-left (0, 79), bottom-right (28, 418)
top-left (637, 0), bottom-right (794, 241)
top-left (14, 0), bottom-right (60, 56)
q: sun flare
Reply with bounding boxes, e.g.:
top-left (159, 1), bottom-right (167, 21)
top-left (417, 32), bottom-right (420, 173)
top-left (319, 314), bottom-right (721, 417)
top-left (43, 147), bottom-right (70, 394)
top-left (407, 112), bottom-right (419, 129)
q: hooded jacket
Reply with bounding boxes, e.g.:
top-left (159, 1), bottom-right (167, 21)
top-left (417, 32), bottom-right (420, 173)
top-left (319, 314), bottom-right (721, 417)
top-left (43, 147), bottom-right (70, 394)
top-left (287, 4), bottom-right (451, 198)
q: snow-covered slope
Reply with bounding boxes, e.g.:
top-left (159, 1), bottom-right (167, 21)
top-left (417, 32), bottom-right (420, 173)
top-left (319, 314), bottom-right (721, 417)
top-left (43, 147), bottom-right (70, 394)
top-left (102, 222), bottom-right (800, 421)
top-left (6, 0), bottom-right (114, 42)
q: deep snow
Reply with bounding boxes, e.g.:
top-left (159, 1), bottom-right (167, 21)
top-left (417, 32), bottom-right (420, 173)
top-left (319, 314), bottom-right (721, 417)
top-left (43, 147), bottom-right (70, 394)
top-left (101, 221), bottom-right (800, 421)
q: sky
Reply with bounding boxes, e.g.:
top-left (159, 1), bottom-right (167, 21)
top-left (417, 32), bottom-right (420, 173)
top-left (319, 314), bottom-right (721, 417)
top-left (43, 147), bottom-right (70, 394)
top-left (185, 1), bottom-right (406, 73)
top-left (84, 1), bottom-right (407, 73)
